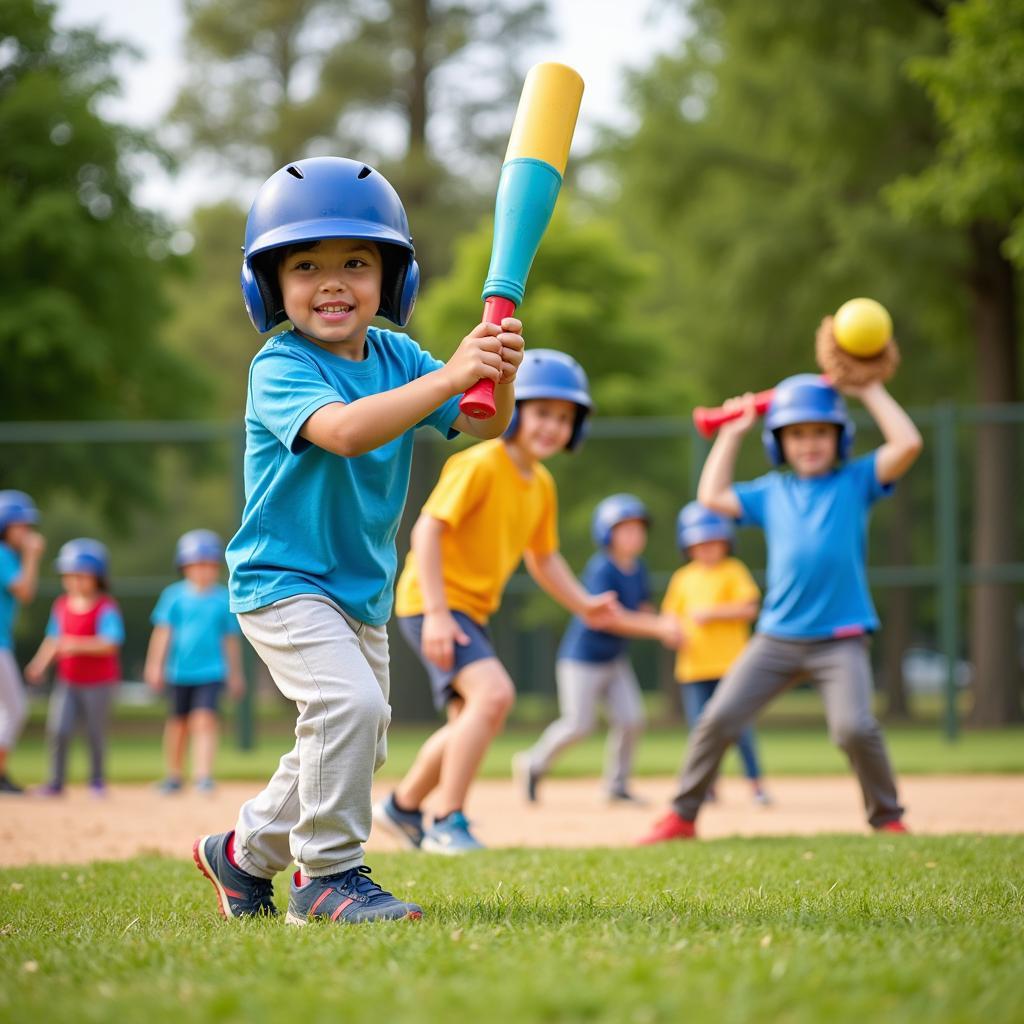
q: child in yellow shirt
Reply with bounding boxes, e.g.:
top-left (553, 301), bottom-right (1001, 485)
top-left (661, 502), bottom-right (769, 805)
top-left (374, 349), bottom-right (654, 854)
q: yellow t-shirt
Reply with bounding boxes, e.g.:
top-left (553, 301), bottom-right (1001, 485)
top-left (394, 438), bottom-right (559, 624)
top-left (661, 557), bottom-right (760, 683)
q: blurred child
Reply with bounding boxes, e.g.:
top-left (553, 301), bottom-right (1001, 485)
top-left (513, 493), bottom-right (679, 805)
top-left (374, 349), bottom-right (625, 855)
top-left (145, 530), bottom-right (244, 794)
top-left (640, 375), bottom-right (922, 843)
top-left (25, 539), bottom-right (124, 797)
top-left (662, 501), bottom-right (768, 805)
top-left (0, 491), bottom-right (45, 794)
top-left (193, 157), bottom-right (523, 925)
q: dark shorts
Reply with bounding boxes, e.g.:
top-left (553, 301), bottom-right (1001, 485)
top-left (168, 681), bottom-right (223, 718)
top-left (397, 611), bottom-right (496, 711)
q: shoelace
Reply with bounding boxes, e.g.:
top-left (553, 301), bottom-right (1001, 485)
top-left (341, 864), bottom-right (388, 897)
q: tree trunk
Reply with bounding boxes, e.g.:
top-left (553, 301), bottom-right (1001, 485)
top-left (966, 220), bottom-right (1022, 725)
top-left (880, 484), bottom-right (913, 720)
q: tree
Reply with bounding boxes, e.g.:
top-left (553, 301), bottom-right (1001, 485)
top-left (0, 0), bottom-right (205, 517)
top-left (888, 0), bottom-right (1024, 724)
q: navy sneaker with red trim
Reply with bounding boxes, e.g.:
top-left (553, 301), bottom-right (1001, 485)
top-left (285, 865), bottom-right (423, 926)
top-left (193, 831), bottom-right (278, 919)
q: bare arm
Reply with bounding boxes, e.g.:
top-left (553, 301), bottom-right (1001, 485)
top-left (696, 394), bottom-right (758, 518)
top-left (849, 381), bottom-right (923, 484)
top-left (24, 636), bottom-right (59, 685)
top-left (692, 599), bottom-right (759, 625)
top-left (59, 635), bottom-right (120, 656)
top-left (411, 514), bottom-right (470, 672)
top-left (224, 634), bottom-right (245, 699)
top-left (523, 551), bottom-right (619, 624)
top-left (8, 538), bottom-right (44, 603)
top-left (300, 320), bottom-right (524, 456)
top-left (143, 625), bottom-right (171, 691)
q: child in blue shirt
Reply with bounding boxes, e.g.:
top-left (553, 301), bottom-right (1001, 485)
top-left (193, 157), bottom-right (524, 925)
top-left (641, 374), bottom-right (923, 843)
top-left (0, 491), bottom-right (45, 794)
top-left (145, 530), bottom-right (243, 794)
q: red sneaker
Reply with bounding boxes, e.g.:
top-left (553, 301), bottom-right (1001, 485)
top-left (876, 820), bottom-right (909, 834)
top-left (637, 812), bottom-right (696, 845)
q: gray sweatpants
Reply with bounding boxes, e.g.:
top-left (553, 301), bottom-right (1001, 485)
top-left (233, 594), bottom-right (391, 879)
top-left (524, 657), bottom-right (645, 794)
top-left (0, 649), bottom-right (28, 750)
top-left (47, 681), bottom-right (118, 787)
top-left (671, 634), bottom-right (903, 828)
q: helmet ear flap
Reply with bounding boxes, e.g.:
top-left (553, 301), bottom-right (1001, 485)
top-left (503, 404), bottom-right (520, 442)
top-left (567, 407), bottom-right (590, 452)
top-left (241, 259), bottom-right (283, 333)
top-left (762, 425), bottom-right (784, 466)
top-left (395, 258), bottom-right (420, 327)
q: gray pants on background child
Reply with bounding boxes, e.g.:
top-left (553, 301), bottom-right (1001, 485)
top-left (524, 656), bottom-right (645, 795)
top-left (0, 650), bottom-right (28, 750)
top-left (672, 634), bottom-right (903, 827)
top-left (232, 594), bottom-right (391, 880)
top-left (47, 681), bottom-right (117, 786)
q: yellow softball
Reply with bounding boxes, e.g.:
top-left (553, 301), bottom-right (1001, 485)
top-left (833, 298), bottom-right (893, 357)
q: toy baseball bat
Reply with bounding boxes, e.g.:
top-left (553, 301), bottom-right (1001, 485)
top-left (693, 376), bottom-right (834, 438)
top-left (459, 62), bottom-right (584, 419)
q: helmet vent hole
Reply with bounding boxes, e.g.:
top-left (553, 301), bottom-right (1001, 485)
top-left (358, 165), bottom-right (372, 179)
top-left (286, 165), bottom-right (304, 179)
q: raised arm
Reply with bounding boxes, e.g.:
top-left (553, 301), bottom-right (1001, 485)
top-left (7, 531), bottom-right (44, 604)
top-left (849, 381), bottom-right (923, 484)
top-left (696, 393), bottom-right (758, 518)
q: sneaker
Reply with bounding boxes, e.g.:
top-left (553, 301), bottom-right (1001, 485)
top-left (421, 811), bottom-right (485, 855)
top-left (0, 775), bottom-right (24, 795)
top-left (157, 777), bottom-right (183, 795)
top-left (32, 782), bottom-right (63, 798)
top-left (194, 778), bottom-right (216, 794)
top-left (193, 831), bottom-right (278, 919)
top-left (372, 793), bottom-right (425, 849)
top-left (636, 811), bottom-right (697, 845)
top-left (752, 788), bottom-right (773, 807)
top-left (512, 752), bottom-right (539, 803)
top-left (88, 780), bottom-right (108, 799)
top-left (285, 865), bottom-right (422, 926)
top-left (702, 784), bottom-right (718, 804)
top-left (876, 819), bottom-right (910, 834)
top-left (607, 788), bottom-right (648, 806)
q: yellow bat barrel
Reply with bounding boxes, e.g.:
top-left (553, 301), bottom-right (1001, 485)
top-left (504, 62), bottom-right (584, 174)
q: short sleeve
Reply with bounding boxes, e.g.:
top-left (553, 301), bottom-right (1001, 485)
top-left (97, 605), bottom-right (125, 644)
top-left (150, 586), bottom-right (177, 627)
top-left (410, 342), bottom-right (462, 438)
top-left (0, 547), bottom-right (20, 590)
top-left (661, 571), bottom-right (685, 615)
top-left (422, 453), bottom-right (491, 529)
top-left (249, 348), bottom-right (341, 454)
top-left (727, 560), bottom-right (761, 603)
top-left (582, 556), bottom-right (618, 596)
top-left (45, 609), bottom-right (59, 637)
top-left (733, 474), bottom-right (774, 528)
top-left (851, 452), bottom-right (895, 506)
top-left (526, 473), bottom-right (559, 557)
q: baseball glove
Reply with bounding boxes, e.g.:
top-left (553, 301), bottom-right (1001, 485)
top-left (815, 315), bottom-right (900, 389)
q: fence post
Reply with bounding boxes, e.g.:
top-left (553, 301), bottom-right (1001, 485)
top-left (935, 403), bottom-right (959, 741)
top-left (232, 425), bottom-right (256, 752)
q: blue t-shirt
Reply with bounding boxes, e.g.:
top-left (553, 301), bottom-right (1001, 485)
top-left (226, 327), bottom-right (462, 624)
top-left (152, 580), bottom-right (240, 685)
top-left (558, 553), bottom-right (651, 663)
top-left (734, 452), bottom-right (893, 640)
top-left (0, 543), bottom-right (22, 650)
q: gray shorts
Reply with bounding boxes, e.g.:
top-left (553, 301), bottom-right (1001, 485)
top-left (397, 611), bottom-right (496, 711)
top-left (0, 648), bottom-right (28, 749)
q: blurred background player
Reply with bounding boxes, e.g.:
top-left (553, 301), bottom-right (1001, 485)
top-left (640, 375), bottom-right (922, 843)
top-left (663, 501), bottom-right (768, 806)
top-left (145, 530), bottom-right (244, 794)
top-left (0, 490), bottom-right (45, 794)
top-left (375, 349), bottom-right (620, 854)
top-left (513, 493), bottom-right (679, 805)
top-left (25, 539), bottom-right (124, 798)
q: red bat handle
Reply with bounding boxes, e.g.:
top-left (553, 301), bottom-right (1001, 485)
top-left (692, 389), bottom-right (775, 439)
top-left (459, 296), bottom-right (518, 420)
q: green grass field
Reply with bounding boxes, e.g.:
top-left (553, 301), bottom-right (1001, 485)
top-left (9, 723), bottom-right (1024, 786)
top-left (3, 837), bottom-right (1022, 1023)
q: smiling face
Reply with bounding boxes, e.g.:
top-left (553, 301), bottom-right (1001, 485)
top-left (608, 518), bottom-right (648, 560)
top-left (778, 421), bottom-right (841, 477)
top-left (513, 399), bottom-right (576, 461)
top-left (276, 238), bottom-right (384, 356)
top-left (688, 539), bottom-right (730, 566)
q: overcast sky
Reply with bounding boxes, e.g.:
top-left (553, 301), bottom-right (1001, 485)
top-left (54, 0), bottom-right (681, 222)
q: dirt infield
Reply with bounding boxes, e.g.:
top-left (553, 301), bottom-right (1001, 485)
top-left (2, 774), bottom-right (1022, 867)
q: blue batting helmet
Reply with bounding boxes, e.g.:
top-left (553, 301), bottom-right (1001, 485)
top-left (55, 538), bottom-right (109, 578)
top-left (591, 494), bottom-right (650, 548)
top-left (175, 529), bottom-right (224, 569)
top-left (0, 490), bottom-right (39, 532)
top-left (505, 349), bottom-right (593, 452)
top-left (677, 502), bottom-right (735, 551)
top-left (240, 157), bottom-right (420, 332)
top-left (762, 374), bottom-right (854, 466)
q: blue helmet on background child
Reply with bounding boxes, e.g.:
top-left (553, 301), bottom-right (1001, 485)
top-left (591, 494), bottom-right (650, 547)
top-left (762, 374), bottom-right (855, 467)
top-left (241, 157), bottom-right (420, 332)
top-left (0, 490), bottom-right (39, 532)
top-left (55, 538), bottom-right (109, 578)
top-left (677, 502), bottom-right (735, 551)
top-left (504, 349), bottom-right (593, 452)
top-left (175, 529), bottom-right (224, 569)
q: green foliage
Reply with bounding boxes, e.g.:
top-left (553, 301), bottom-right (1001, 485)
top-left (889, 0), bottom-right (1024, 264)
top-left (2, 839), bottom-right (1023, 1023)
